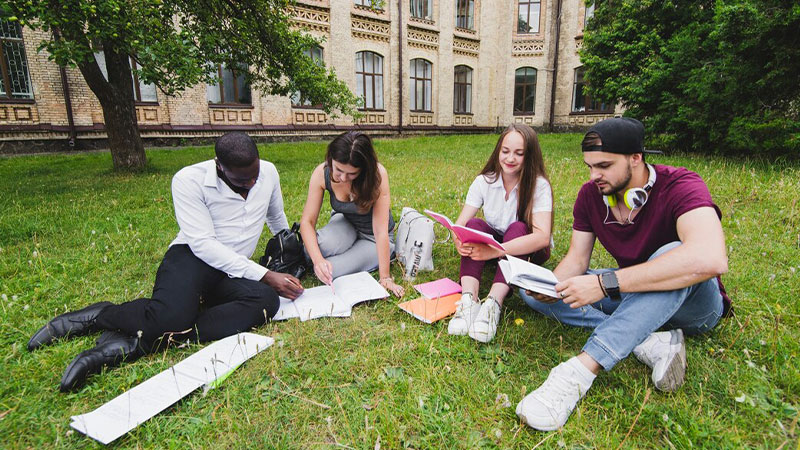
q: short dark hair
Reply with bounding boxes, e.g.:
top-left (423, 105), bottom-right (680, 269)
top-left (215, 132), bottom-right (259, 167)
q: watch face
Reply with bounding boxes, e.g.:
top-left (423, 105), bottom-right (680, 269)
top-left (602, 272), bottom-right (619, 289)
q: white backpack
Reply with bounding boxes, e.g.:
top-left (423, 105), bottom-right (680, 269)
top-left (395, 207), bottom-right (435, 272)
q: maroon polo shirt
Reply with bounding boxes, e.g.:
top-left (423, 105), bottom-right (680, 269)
top-left (572, 164), bottom-right (731, 316)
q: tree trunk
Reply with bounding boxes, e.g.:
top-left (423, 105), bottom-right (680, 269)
top-left (98, 93), bottom-right (147, 171)
top-left (76, 43), bottom-right (147, 171)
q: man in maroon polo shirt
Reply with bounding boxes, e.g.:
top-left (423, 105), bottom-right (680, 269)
top-left (515, 117), bottom-right (730, 431)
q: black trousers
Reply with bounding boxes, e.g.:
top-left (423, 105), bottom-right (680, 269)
top-left (96, 244), bottom-right (279, 352)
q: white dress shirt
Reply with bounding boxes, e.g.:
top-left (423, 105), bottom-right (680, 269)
top-left (170, 159), bottom-right (289, 281)
top-left (465, 174), bottom-right (553, 234)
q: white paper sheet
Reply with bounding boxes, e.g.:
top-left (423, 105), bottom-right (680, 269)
top-left (70, 333), bottom-right (273, 445)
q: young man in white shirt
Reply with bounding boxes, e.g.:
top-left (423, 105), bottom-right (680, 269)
top-left (27, 132), bottom-right (304, 392)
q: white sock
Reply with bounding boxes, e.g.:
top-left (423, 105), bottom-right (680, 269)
top-left (565, 356), bottom-right (597, 387)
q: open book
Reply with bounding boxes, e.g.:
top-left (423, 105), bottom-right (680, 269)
top-left (498, 255), bottom-right (559, 298)
top-left (273, 271), bottom-right (389, 321)
top-left (424, 210), bottom-right (505, 251)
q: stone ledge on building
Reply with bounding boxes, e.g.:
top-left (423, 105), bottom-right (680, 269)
top-left (290, 3), bottom-right (331, 33)
top-left (408, 26), bottom-right (439, 51)
top-left (351, 13), bottom-right (391, 42)
top-left (453, 35), bottom-right (480, 57)
top-left (512, 38), bottom-right (545, 57)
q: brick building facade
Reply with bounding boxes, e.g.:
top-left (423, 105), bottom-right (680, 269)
top-left (0, 0), bottom-right (618, 153)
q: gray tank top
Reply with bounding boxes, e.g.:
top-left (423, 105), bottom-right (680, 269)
top-left (324, 165), bottom-right (395, 236)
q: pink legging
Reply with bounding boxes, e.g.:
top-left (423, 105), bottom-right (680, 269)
top-left (459, 218), bottom-right (550, 285)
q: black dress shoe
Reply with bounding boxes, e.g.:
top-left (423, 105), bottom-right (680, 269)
top-left (27, 301), bottom-right (113, 351)
top-left (59, 332), bottom-right (142, 392)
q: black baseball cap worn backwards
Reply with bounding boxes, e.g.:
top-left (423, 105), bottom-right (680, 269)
top-left (582, 117), bottom-right (661, 154)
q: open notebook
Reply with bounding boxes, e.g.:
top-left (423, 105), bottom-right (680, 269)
top-left (273, 271), bottom-right (389, 321)
top-left (498, 255), bottom-right (559, 297)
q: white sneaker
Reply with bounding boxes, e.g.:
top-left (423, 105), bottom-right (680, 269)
top-left (447, 292), bottom-right (480, 336)
top-left (633, 329), bottom-right (686, 392)
top-left (468, 296), bottom-right (501, 343)
top-left (516, 357), bottom-right (596, 431)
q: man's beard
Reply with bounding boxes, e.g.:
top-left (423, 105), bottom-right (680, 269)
top-left (217, 167), bottom-right (252, 194)
top-left (599, 164), bottom-right (632, 196)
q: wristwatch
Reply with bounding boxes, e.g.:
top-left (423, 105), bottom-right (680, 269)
top-left (601, 272), bottom-right (622, 301)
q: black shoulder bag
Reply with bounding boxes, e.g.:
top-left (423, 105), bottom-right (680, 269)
top-left (259, 222), bottom-right (307, 279)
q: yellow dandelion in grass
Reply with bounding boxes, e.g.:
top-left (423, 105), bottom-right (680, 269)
top-left (514, 318), bottom-right (524, 326)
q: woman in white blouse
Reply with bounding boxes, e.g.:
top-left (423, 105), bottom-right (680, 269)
top-left (448, 124), bottom-right (554, 343)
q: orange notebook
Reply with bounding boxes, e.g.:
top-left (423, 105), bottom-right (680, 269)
top-left (397, 293), bottom-right (462, 324)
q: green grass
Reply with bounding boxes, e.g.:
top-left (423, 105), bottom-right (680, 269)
top-left (1, 134), bottom-right (799, 449)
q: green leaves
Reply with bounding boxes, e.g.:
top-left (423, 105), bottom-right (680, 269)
top-left (581, 0), bottom-right (800, 156)
top-left (8, 0), bottom-right (359, 116)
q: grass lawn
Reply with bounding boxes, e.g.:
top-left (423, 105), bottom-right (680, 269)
top-left (1, 133), bottom-right (799, 449)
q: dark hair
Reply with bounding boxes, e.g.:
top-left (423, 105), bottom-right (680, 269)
top-left (326, 131), bottom-right (381, 210)
top-left (215, 132), bottom-right (259, 167)
top-left (479, 124), bottom-right (552, 232)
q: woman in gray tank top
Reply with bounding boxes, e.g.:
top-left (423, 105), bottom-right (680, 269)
top-left (299, 132), bottom-right (404, 297)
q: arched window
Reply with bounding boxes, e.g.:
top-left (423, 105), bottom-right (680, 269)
top-left (453, 65), bottom-right (473, 114)
top-left (410, 58), bottom-right (432, 112)
top-left (572, 66), bottom-right (611, 113)
top-left (292, 46), bottom-right (324, 107)
top-left (355, 51), bottom-right (384, 110)
top-left (514, 67), bottom-right (537, 114)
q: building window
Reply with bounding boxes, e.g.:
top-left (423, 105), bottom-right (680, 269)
top-left (410, 0), bottom-right (432, 20)
top-left (354, 0), bottom-right (370, 5)
top-left (456, 0), bottom-right (475, 30)
top-left (514, 67), bottom-right (537, 114)
top-left (0, 21), bottom-right (33, 100)
top-left (453, 65), bottom-right (472, 114)
top-left (572, 66), bottom-right (611, 113)
top-left (355, 51), bottom-right (384, 110)
top-left (207, 64), bottom-right (251, 105)
top-left (131, 60), bottom-right (158, 103)
top-left (517, 0), bottom-right (541, 34)
top-left (584, 2), bottom-right (595, 27)
top-left (291, 46), bottom-right (324, 108)
top-left (94, 52), bottom-right (158, 103)
top-left (410, 59), bottom-right (432, 112)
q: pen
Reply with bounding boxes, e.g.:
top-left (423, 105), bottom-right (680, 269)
top-left (284, 277), bottom-right (303, 291)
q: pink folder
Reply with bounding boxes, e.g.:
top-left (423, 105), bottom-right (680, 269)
top-left (414, 278), bottom-right (462, 299)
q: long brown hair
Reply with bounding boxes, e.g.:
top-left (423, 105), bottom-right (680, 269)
top-left (479, 124), bottom-right (552, 232)
top-left (326, 131), bottom-right (381, 210)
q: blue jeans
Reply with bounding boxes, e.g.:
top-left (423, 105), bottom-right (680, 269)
top-left (520, 242), bottom-right (724, 370)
